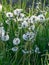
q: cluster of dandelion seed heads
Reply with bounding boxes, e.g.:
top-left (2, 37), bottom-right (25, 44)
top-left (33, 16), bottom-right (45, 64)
top-left (0, 8), bottom-right (49, 54)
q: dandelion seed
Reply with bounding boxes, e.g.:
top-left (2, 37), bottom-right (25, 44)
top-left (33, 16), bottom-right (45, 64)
top-left (1, 34), bottom-right (9, 41)
top-left (12, 47), bottom-right (18, 52)
top-left (38, 14), bottom-right (45, 22)
top-left (22, 21), bottom-right (28, 28)
top-left (6, 12), bottom-right (13, 18)
top-left (13, 38), bottom-right (20, 45)
top-left (13, 9), bottom-right (23, 16)
top-left (30, 15), bottom-right (38, 23)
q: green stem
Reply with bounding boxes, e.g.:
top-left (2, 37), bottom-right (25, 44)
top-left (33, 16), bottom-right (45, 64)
top-left (43, 0), bottom-right (46, 10)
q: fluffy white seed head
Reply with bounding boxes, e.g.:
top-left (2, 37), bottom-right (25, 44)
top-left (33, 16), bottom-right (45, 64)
top-left (13, 38), bottom-right (20, 45)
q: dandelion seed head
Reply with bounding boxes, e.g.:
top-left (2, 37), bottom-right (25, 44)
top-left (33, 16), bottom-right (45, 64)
top-left (22, 21), bottom-right (28, 28)
top-left (38, 14), bottom-right (45, 22)
top-left (13, 38), bottom-right (20, 45)
top-left (30, 15), bottom-right (38, 23)
top-left (23, 31), bottom-right (35, 41)
top-left (6, 12), bottom-right (13, 18)
top-left (13, 9), bottom-right (23, 16)
top-left (1, 34), bottom-right (9, 41)
top-left (12, 47), bottom-right (18, 52)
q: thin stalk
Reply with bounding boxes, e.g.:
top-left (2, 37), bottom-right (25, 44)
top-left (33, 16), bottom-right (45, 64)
top-left (32, 0), bottom-right (35, 14)
top-left (12, 52), bottom-right (18, 65)
top-left (10, 0), bottom-right (12, 11)
top-left (43, 0), bottom-right (46, 10)
top-left (41, 58), bottom-right (43, 65)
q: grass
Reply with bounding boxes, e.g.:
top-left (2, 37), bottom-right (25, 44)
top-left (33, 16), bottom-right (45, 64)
top-left (0, 0), bottom-right (49, 65)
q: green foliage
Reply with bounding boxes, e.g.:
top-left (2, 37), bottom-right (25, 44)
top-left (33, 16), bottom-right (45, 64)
top-left (0, 0), bottom-right (49, 65)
